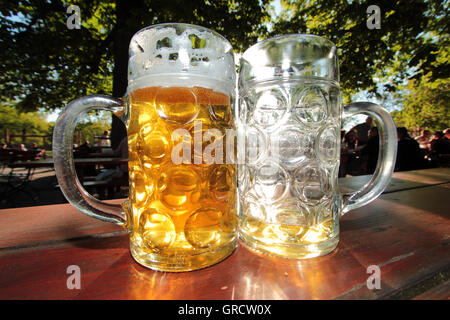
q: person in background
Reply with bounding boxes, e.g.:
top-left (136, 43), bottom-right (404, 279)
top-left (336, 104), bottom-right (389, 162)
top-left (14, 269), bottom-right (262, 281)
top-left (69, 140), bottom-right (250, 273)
top-left (361, 127), bottom-right (379, 174)
top-left (414, 129), bottom-right (431, 162)
top-left (75, 140), bottom-right (92, 155)
top-left (339, 130), bottom-right (362, 176)
top-left (95, 136), bottom-right (128, 182)
top-left (18, 144), bottom-right (27, 152)
top-left (98, 130), bottom-right (111, 147)
top-left (428, 131), bottom-right (450, 167)
top-left (29, 142), bottom-right (46, 159)
top-left (73, 140), bottom-right (96, 176)
top-left (343, 130), bottom-right (358, 150)
top-left (429, 131), bottom-right (445, 152)
top-left (350, 116), bottom-right (373, 147)
top-left (0, 143), bottom-right (10, 158)
top-left (443, 128), bottom-right (450, 140)
top-left (94, 136), bottom-right (129, 199)
top-left (415, 129), bottom-right (431, 150)
top-left (395, 127), bottom-right (422, 171)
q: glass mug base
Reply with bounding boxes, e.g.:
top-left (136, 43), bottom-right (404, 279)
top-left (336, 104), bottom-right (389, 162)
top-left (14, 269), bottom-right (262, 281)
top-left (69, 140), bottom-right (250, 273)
top-left (239, 231), bottom-right (339, 259)
top-left (129, 238), bottom-right (237, 272)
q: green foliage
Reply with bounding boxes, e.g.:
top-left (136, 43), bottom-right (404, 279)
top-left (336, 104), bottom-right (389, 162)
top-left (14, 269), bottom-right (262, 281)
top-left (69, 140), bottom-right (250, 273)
top-left (1, 0), bottom-right (448, 136)
top-left (0, 103), bottom-right (50, 146)
top-left (272, 0), bottom-right (449, 101)
top-left (74, 117), bottom-right (111, 146)
top-left (0, 104), bottom-right (110, 148)
top-left (391, 76), bottom-right (450, 132)
top-left (0, 1), bottom-right (115, 112)
top-left (0, 0), bottom-right (270, 112)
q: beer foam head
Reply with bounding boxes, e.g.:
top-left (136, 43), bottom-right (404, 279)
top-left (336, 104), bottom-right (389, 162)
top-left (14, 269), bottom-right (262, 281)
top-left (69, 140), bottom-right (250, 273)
top-left (128, 23), bottom-right (236, 93)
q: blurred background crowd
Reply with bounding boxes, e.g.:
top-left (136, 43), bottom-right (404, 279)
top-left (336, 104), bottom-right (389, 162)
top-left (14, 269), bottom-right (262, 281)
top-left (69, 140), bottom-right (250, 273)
top-left (340, 116), bottom-right (450, 177)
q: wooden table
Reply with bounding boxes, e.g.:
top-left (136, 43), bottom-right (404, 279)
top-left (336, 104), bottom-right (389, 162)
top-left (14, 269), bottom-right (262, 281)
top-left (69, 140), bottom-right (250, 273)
top-left (0, 168), bottom-right (449, 300)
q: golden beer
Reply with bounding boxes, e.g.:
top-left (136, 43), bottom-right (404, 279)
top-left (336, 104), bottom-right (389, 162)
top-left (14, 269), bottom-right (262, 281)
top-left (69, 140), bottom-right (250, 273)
top-left (125, 86), bottom-right (237, 271)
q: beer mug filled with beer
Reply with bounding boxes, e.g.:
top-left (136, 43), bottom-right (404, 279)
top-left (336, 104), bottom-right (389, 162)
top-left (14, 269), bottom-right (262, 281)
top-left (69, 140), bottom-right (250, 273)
top-left (53, 23), bottom-right (237, 271)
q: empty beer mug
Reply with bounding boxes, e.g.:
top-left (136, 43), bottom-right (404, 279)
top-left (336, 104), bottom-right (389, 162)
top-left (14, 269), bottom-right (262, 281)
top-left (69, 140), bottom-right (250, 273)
top-left (53, 23), bottom-right (237, 271)
top-left (237, 34), bottom-right (397, 258)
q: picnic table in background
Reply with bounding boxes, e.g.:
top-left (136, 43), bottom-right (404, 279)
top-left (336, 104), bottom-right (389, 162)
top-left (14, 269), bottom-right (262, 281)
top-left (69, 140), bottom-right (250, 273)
top-left (0, 168), bottom-right (448, 299)
top-left (0, 148), bottom-right (49, 202)
top-left (0, 148), bottom-right (42, 167)
top-left (1, 158), bottom-right (129, 204)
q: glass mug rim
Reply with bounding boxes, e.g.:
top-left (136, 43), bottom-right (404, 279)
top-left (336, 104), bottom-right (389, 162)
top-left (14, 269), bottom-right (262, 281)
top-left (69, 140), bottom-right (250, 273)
top-left (130, 22), bottom-right (233, 54)
top-left (243, 33), bottom-right (336, 54)
top-left (127, 22), bottom-right (236, 95)
top-left (239, 33), bottom-right (339, 87)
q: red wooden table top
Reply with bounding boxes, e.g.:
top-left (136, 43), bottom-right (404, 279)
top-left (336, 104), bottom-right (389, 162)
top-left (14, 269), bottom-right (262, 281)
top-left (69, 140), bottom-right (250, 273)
top-left (0, 168), bottom-right (449, 300)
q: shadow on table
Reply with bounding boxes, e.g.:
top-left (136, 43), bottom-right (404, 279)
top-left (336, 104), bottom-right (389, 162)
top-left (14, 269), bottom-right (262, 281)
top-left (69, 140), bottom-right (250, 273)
top-left (0, 174), bottom-right (67, 209)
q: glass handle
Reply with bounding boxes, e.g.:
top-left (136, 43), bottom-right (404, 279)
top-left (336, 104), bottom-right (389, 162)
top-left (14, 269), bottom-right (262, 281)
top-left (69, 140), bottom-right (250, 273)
top-left (53, 95), bottom-right (127, 225)
top-left (341, 102), bottom-right (397, 215)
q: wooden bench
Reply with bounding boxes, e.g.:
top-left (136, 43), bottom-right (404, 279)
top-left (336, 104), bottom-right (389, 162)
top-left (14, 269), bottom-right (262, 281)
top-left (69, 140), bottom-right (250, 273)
top-left (82, 176), bottom-right (129, 199)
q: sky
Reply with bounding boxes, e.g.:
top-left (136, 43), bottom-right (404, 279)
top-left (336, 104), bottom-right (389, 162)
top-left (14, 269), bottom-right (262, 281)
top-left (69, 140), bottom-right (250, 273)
top-left (273, 0), bottom-right (282, 15)
top-left (45, 109), bottom-right (60, 122)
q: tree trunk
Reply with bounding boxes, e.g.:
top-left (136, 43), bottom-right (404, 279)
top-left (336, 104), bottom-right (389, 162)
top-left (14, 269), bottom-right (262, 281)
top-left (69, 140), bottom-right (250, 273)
top-left (110, 0), bottom-right (135, 149)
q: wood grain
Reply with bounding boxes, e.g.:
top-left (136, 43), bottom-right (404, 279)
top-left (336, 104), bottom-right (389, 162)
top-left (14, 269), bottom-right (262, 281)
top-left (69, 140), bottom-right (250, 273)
top-left (413, 280), bottom-right (450, 300)
top-left (0, 200), bottom-right (124, 250)
top-left (339, 167), bottom-right (450, 194)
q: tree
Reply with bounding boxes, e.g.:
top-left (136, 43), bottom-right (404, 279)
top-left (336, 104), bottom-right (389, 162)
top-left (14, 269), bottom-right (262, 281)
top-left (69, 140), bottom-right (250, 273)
top-left (0, 0), bottom-right (270, 146)
top-left (0, 103), bottom-right (111, 148)
top-left (0, 1), bottom-right (115, 111)
top-left (0, 104), bottom-right (50, 146)
top-left (271, 0), bottom-right (449, 102)
top-left (74, 117), bottom-right (111, 146)
top-left (391, 76), bottom-right (450, 132)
